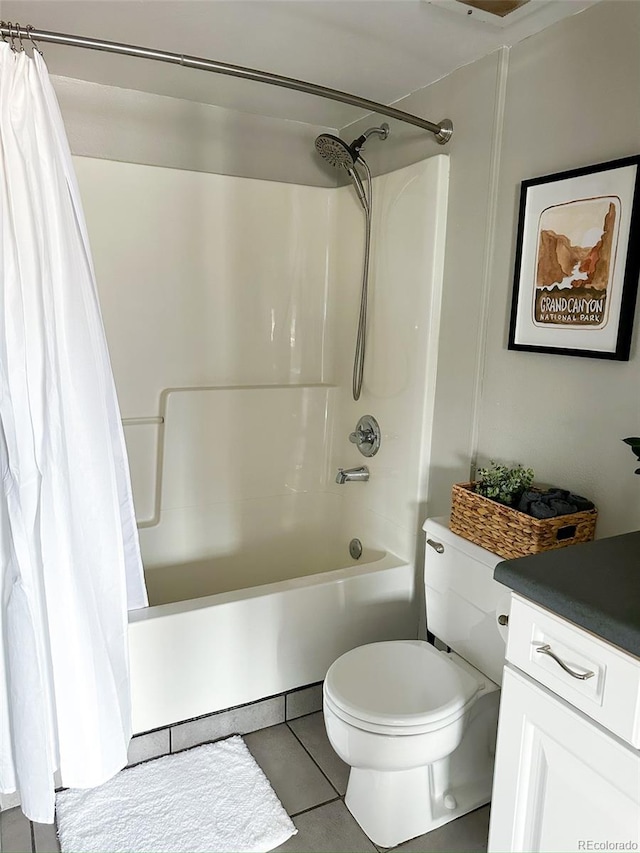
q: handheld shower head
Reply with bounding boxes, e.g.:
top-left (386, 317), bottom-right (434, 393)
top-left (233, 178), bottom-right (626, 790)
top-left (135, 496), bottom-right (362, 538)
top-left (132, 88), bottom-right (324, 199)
top-left (346, 166), bottom-right (368, 211)
top-left (315, 133), bottom-right (368, 210)
top-left (314, 123), bottom-right (390, 171)
top-left (314, 128), bottom-right (388, 403)
top-left (315, 127), bottom-right (387, 213)
top-left (314, 133), bottom-right (358, 169)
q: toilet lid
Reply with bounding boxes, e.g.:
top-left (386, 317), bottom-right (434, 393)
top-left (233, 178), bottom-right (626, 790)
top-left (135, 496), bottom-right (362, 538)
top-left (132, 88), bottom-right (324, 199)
top-left (324, 641), bottom-right (480, 729)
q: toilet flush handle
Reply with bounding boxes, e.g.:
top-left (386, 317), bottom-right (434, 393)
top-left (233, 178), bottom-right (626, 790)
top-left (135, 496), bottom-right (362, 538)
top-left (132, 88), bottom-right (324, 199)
top-left (426, 539), bottom-right (444, 554)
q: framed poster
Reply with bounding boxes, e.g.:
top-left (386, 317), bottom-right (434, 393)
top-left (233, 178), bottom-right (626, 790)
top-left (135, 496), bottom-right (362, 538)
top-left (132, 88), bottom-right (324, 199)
top-left (508, 155), bottom-right (640, 359)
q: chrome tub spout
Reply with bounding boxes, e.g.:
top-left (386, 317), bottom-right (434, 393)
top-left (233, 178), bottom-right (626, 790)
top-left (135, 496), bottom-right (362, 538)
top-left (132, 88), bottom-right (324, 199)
top-left (336, 466), bottom-right (370, 484)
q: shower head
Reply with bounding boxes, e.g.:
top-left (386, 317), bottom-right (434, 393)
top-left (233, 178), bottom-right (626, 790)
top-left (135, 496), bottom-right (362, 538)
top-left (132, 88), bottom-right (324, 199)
top-left (315, 134), bottom-right (368, 211)
top-left (314, 123), bottom-right (390, 170)
top-left (315, 125), bottom-right (389, 212)
top-left (314, 133), bottom-right (358, 170)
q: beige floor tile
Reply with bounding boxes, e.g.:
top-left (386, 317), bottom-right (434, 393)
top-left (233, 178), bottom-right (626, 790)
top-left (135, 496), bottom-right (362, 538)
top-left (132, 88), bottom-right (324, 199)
top-left (244, 724), bottom-right (337, 816)
top-left (288, 711), bottom-right (349, 796)
top-left (275, 799), bottom-right (378, 853)
top-left (0, 807), bottom-right (32, 853)
top-left (32, 822), bottom-right (60, 853)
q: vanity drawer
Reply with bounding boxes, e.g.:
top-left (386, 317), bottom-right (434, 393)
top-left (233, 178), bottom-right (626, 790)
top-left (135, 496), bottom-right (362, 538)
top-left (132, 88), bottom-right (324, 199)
top-left (506, 594), bottom-right (640, 747)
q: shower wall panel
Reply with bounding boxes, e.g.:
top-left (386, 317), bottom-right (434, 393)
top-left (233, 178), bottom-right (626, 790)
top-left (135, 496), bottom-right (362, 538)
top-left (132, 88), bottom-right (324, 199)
top-left (75, 156), bottom-right (333, 414)
top-left (325, 156), bottom-right (450, 562)
top-left (74, 156), bottom-right (334, 525)
top-left (139, 385), bottom-right (338, 569)
top-left (75, 154), bottom-right (449, 583)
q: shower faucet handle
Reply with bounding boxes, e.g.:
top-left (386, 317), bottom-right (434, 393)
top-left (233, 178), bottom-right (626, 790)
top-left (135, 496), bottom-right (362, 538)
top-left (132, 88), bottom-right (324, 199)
top-left (348, 415), bottom-right (381, 458)
top-left (349, 427), bottom-right (372, 443)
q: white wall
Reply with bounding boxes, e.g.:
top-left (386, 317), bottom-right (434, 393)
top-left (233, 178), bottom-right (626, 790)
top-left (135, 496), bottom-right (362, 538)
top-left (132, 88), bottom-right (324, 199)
top-left (478, 1), bottom-right (640, 537)
top-left (57, 76), bottom-right (337, 186)
top-left (348, 1), bottom-right (640, 537)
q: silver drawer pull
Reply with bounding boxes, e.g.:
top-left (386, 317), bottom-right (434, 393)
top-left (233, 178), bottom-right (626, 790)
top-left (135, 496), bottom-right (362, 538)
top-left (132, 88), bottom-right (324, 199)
top-left (535, 644), bottom-right (595, 680)
top-left (426, 538), bottom-right (444, 554)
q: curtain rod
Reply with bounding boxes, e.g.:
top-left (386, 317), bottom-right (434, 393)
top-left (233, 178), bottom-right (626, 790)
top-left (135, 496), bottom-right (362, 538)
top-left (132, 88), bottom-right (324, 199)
top-left (0, 22), bottom-right (453, 143)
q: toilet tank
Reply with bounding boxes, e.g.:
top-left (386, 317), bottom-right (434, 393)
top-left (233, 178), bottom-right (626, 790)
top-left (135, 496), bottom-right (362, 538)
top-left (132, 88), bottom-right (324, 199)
top-left (423, 517), bottom-right (511, 686)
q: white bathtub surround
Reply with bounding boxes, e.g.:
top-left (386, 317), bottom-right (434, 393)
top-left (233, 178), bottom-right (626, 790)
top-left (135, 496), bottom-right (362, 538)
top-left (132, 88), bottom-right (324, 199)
top-left (75, 159), bottom-right (333, 417)
top-left (327, 157), bottom-right (449, 560)
top-left (78, 154), bottom-right (449, 563)
top-left (0, 46), bottom-right (146, 824)
top-left (56, 737), bottom-right (297, 853)
top-left (138, 384), bottom-right (335, 554)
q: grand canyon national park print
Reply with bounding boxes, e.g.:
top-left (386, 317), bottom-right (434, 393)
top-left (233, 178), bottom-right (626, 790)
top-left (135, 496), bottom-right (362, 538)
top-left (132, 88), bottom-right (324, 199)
top-left (508, 156), bottom-right (640, 360)
top-left (535, 196), bottom-right (618, 329)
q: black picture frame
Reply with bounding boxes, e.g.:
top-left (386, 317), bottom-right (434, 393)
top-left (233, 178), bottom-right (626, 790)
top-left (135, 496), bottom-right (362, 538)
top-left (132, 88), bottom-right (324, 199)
top-left (508, 155), bottom-right (640, 360)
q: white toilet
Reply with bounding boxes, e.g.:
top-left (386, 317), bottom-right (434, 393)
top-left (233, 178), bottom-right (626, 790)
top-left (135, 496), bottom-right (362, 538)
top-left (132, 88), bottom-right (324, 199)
top-left (323, 517), bottom-right (510, 848)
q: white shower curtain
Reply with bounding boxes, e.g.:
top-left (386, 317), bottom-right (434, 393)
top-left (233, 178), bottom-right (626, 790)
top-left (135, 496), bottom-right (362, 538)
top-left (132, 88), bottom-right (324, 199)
top-left (0, 43), bottom-right (148, 823)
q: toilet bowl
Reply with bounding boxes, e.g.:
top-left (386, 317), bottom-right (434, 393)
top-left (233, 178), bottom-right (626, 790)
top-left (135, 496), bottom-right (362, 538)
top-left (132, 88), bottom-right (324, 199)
top-left (322, 519), bottom-right (507, 848)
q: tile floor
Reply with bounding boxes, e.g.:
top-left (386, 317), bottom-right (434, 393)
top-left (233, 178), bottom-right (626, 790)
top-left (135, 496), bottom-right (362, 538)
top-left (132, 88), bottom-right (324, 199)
top-left (0, 711), bottom-right (489, 853)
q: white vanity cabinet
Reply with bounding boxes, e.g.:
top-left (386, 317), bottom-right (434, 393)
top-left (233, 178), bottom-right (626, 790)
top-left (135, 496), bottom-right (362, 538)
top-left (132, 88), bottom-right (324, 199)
top-left (488, 595), bottom-right (640, 852)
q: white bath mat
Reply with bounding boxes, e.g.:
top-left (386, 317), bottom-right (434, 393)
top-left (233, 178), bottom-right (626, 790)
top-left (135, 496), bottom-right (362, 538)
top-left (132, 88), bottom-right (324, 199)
top-left (55, 736), bottom-right (297, 852)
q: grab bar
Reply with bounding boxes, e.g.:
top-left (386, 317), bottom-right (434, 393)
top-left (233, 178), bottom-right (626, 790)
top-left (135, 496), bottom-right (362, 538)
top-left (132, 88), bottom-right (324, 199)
top-left (122, 416), bottom-right (164, 426)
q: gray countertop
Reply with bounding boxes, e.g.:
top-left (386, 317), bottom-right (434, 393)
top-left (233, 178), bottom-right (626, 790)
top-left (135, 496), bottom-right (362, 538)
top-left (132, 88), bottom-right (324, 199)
top-left (494, 532), bottom-right (640, 658)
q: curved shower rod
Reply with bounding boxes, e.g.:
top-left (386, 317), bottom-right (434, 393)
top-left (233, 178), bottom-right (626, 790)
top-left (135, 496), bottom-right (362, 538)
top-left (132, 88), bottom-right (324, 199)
top-left (0, 22), bottom-right (453, 143)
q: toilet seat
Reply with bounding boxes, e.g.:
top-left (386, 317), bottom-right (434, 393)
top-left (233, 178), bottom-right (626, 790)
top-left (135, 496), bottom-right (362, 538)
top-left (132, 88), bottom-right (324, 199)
top-left (324, 640), bottom-right (480, 734)
top-left (323, 690), bottom-right (476, 736)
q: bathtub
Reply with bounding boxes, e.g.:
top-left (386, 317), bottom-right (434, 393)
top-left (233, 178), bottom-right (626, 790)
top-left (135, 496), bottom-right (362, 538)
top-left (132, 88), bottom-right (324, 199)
top-left (128, 544), bottom-right (415, 734)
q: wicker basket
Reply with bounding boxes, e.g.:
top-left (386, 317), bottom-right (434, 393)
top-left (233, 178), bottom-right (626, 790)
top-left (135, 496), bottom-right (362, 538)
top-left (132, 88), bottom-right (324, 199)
top-left (449, 482), bottom-right (597, 560)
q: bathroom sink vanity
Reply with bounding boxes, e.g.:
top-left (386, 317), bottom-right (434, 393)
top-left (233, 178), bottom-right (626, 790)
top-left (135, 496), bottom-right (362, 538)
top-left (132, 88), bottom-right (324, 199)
top-left (487, 532), bottom-right (640, 852)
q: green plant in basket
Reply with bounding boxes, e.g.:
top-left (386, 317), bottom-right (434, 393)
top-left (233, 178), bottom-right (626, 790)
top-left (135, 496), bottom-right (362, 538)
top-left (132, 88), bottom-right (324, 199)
top-left (475, 461), bottom-right (534, 506)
